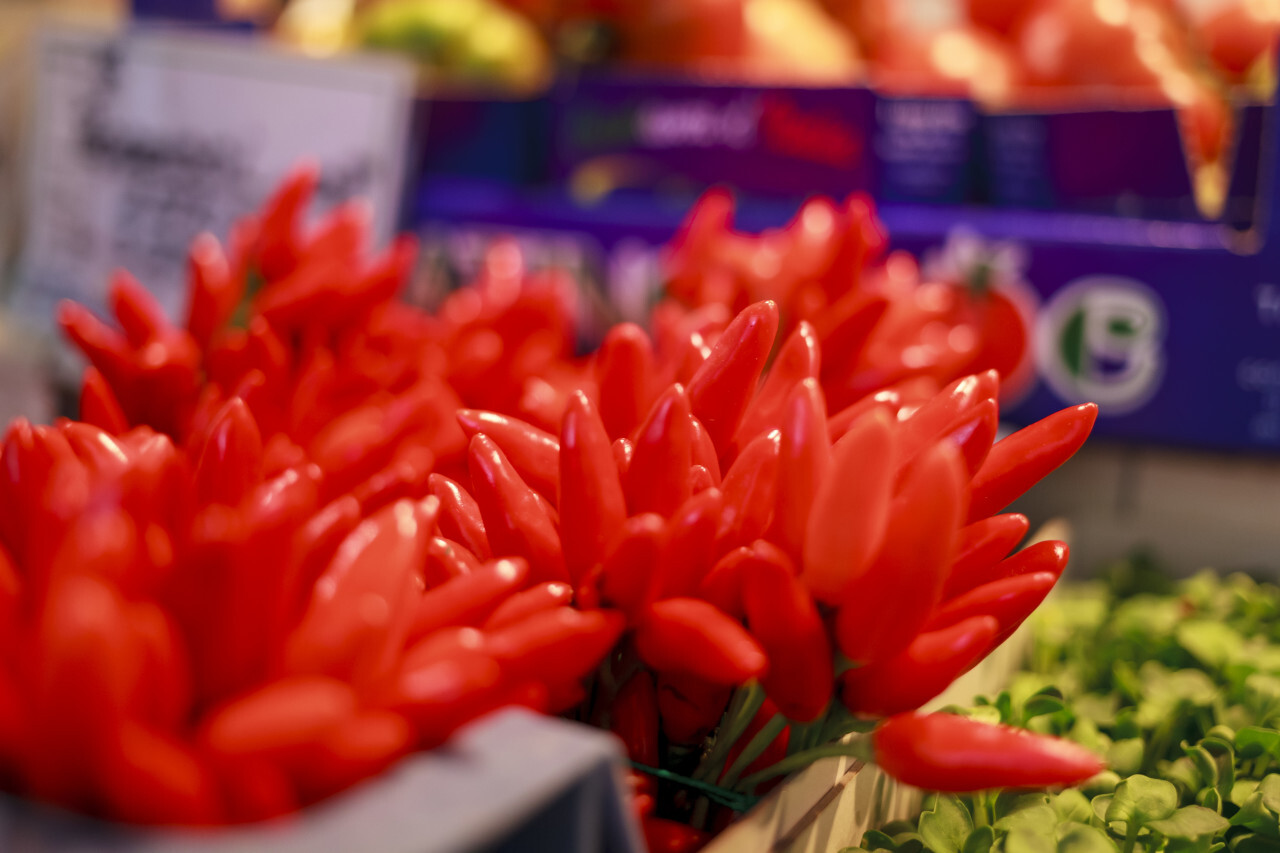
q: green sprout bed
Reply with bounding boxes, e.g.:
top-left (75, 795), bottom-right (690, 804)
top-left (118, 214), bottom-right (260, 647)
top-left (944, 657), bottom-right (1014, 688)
top-left (848, 555), bottom-right (1280, 853)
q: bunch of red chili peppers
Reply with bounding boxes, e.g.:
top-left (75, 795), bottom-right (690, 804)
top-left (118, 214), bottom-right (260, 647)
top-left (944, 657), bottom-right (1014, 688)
top-left (0, 166), bottom-right (1104, 849)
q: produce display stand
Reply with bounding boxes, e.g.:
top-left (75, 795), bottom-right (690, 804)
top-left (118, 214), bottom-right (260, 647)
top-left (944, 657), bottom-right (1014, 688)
top-left (0, 710), bottom-right (643, 853)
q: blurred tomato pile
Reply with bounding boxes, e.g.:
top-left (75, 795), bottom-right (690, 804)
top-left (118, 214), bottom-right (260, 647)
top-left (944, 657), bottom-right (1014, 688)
top-left (0, 167), bottom-right (1104, 848)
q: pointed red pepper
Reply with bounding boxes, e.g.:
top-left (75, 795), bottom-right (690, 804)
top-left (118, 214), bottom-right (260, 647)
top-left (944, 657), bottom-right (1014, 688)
top-left (872, 711), bottom-right (1105, 792)
top-left (194, 398), bottom-right (264, 508)
top-left (625, 384), bottom-right (694, 517)
top-left (835, 440), bottom-right (968, 664)
top-left (254, 162), bottom-right (318, 281)
top-left (716, 429), bottom-right (780, 550)
top-left (925, 571), bottom-right (1060, 642)
top-left (943, 513), bottom-right (1030, 600)
top-left (801, 406), bottom-right (896, 604)
top-left (840, 616), bottom-right (999, 717)
top-left (734, 321), bottom-right (820, 452)
top-left (284, 500), bottom-right (430, 687)
top-left (598, 513), bottom-right (666, 618)
top-left (742, 563), bottom-right (832, 722)
top-left (408, 557), bottom-right (528, 643)
top-left (635, 598), bottom-right (767, 686)
top-left (968, 403), bottom-right (1098, 522)
top-left (482, 581), bottom-right (574, 631)
top-left (685, 300), bottom-right (779, 456)
top-left (688, 416), bottom-right (722, 485)
top-left (657, 487), bottom-right (724, 598)
top-left (558, 391), bottom-right (627, 585)
top-left (424, 537), bottom-right (482, 587)
top-left (766, 379), bottom-right (831, 563)
top-left (184, 232), bottom-right (236, 351)
top-left (80, 367), bottom-right (130, 436)
top-left (595, 323), bottom-right (658, 440)
top-left (485, 606), bottom-right (625, 685)
top-left (427, 474), bottom-right (492, 561)
top-left (466, 434), bottom-right (567, 584)
top-left (610, 671), bottom-right (660, 766)
top-left (456, 409), bottom-right (560, 500)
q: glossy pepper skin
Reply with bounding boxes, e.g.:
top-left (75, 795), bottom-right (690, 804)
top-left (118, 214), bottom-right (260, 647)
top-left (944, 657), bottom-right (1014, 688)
top-left (635, 598), bottom-right (767, 686)
top-left (835, 440), bottom-right (968, 665)
top-left (840, 616), bottom-right (999, 717)
top-left (968, 403), bottom-right (1098, 522)
top-left (873, 711), bottom-right (1106, 792)
top-left (684, 300), bottom-right (779, 458)
top-left (557, 391), bottom-right (627, 585)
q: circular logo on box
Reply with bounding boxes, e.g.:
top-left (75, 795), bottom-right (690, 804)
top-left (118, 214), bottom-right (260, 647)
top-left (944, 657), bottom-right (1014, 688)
top-left (1036, 276), bottom-right (1166, 414)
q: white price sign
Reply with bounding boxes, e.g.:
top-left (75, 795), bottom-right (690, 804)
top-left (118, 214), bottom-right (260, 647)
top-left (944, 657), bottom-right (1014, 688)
top-left (14, 24), bottom-right (416, 331)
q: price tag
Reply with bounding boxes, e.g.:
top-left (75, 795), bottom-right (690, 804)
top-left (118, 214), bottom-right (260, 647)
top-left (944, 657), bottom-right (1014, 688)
top-left (13, 24), bottom-right (416, 331)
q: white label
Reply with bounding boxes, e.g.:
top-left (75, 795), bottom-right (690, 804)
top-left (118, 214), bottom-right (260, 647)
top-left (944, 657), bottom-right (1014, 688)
top-left (13, 24), bottom-right (415, 331)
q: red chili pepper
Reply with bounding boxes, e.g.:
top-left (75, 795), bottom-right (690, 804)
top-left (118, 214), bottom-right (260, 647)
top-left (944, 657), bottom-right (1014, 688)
top-left (801, 406), bottom-right (896, 604)
top-left (424, 537), bottom-right (481, 587)
top-left (558, 391), bottom-right (627, 585)
top-left (742, 564), bottom-right (832, 722)
top-left (685, 300), bottom-right (779, 456)
top-left (595, 322), bottom-right (658, 440)
top-left (193, 398), bottom-right (263, 509)
top-left (184, 232), bottom-right (236, 352)
top-left (598, 513), bottom-right (666, 618)
top-left (841, 616), bottom-right (999, 717)
top-left (613, 437), bottom-right (634, 479)
top-left (374, 648), bottom-right (505, 749)
top-left (57, 301), bottom-right (137, 406)
top-left (658, 487), bottom-right (724, 598)
top-left (625, 384), bottom-right (694, 517)
top-left (635, 598), bottom-right (767, 686)
top-left (284, 500), bottom-right (429, 687)
top-left (80, 367), bottom-right (130, 436)
top-left (100, 722), bottom-right (222, 825)
top-left (872, 711), bottom-right (1105, 792)
top-left (894, 373), bottom-right (988, 465)
top-left (968, 403), bottom-right (1098, 522)
top-left (688, 464), bottom-right (716, 494)
top-left (427, 474), bottom-right (492, 561)
top-left (351, 444), bottom-right (436, 515)
top-left (466, 434), bottom-right (567, 584)
top-left (817, 294), bottom-right (891, 411)
top-left (108, 270), bottom-right (173, 348)
top-left (766, 379), bottom-right (831, 563)
top-left (943, 513), bottom-right (1030, 600)
top-left (827, 389), bottom-right (900, 442)
top-left (834, 440), bottom-right (967, 665)
top-left (688, 416), bottom-right (722, 484)
top-left (656, 671), bottom-right (732, 745)
top-left (643, 816), bottom-right (712, 853)
top-left (610, 670), bottom-right (660, 766)
top-left (734, 321), bottom-right (820, 453)
top-left (951, 540), bottom-right (1068, 611)
top-left (485, 606), bottom-right (624, 685)
top-left (408, 558), bottom-right (528, 643)
top-left (946, 397), bottom-right (1000, 478)
top-left (716, 429), bottom-right (780, 550)
top-left (482, 581), bottom-right (574, 631)
top-left (925, 571), bottom-right (1060, 644)
top-left (456, 409), bottom-right (560, 500)
top-left (127, 601), bottom-right (191, 730)
top-left (298, 709), bottom-right (412, 802)
top-left (254, 162), bottom-right (317, 281)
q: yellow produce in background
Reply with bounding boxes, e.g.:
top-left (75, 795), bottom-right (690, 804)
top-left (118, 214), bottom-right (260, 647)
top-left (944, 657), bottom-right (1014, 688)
top-left (355, 0), bottom-right (551, 93)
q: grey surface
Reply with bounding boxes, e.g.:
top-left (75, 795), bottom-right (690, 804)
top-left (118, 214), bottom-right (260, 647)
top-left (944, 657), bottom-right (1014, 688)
top-left (0, 709), bottom-right (646, 853)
